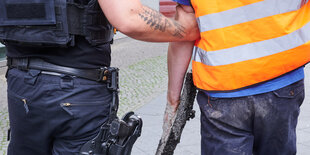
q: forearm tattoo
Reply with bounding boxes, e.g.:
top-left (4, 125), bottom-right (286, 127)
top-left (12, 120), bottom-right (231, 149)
top-left (138, 6), bottom-right (186, 38)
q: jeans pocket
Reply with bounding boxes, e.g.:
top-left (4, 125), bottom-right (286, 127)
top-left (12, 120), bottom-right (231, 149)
top-left (60, 101), bottom-right (110, 118)
top-left (7, 90), bottom-right (30, 114)
top-left (59, 100), bottom-right (111, 137)
top-left (273, 80), bottom-right (304, 99)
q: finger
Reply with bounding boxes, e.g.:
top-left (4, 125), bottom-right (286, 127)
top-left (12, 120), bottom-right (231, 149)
top-left (179, 4), bottom-right (195, 13)
top-left (175, 4), bottom-right (185, 15)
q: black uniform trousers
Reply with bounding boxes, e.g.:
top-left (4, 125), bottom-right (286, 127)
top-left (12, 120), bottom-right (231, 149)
top-left (7, 68), bottom-right (112, 155)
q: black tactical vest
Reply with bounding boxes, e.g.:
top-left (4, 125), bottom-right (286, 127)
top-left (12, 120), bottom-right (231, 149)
top-left (0, 0), bottom-right (114, 47)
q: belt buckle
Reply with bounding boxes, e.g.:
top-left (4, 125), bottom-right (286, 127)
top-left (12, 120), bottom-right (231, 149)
top-left (98, 67), bottom-right (109, 82)
top-left (98, 67), bottom-right (119, 91)
top-left (106, 67), bottom-right (119, 91)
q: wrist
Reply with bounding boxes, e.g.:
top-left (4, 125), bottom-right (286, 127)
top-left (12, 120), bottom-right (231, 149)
top-left (167, 91), bottom-right (180, 109)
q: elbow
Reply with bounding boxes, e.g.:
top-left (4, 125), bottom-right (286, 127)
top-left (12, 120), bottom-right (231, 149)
top-left (115, 22), bottom-right (144, 38)
top-left (116, 24), bottom-right (135, 35)
top-left (107, 18), bottom-right (140, 35)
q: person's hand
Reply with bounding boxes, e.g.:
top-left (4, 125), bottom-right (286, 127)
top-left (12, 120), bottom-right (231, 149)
top-left (174, 5), bottom-right (200, 41)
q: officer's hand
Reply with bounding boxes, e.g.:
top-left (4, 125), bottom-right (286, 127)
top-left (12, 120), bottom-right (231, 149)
top-left (174, 4), bottom-right (200, 41)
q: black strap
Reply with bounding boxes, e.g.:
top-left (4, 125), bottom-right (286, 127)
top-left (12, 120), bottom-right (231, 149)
top-left (7, 58), bottom-right (109, 82)
top-left (105, 67), bottom-right (120, 123)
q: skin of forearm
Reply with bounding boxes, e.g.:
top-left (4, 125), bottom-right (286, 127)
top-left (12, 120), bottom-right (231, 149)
top-left (98, 0), bottom-right (198, 42)
top-left (167, 41), bottom-right (194, 108)
top-left (126, 6), bottom-right (187, 42)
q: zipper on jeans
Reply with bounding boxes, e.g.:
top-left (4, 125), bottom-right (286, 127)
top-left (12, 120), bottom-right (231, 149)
top-left (22, 99), bottom-right (29, 114)
top-left (62, 103), bottom-right (72, 107)
top-left (61, 102), bottom-right (104, 107)
top-left (60, 103), bottom-right (73, 116)
top-left (60, 102), bottom-right (106, 116)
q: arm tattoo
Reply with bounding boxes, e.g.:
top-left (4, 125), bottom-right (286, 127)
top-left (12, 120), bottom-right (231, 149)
top-left (138, 6), bottom-right (186, 38)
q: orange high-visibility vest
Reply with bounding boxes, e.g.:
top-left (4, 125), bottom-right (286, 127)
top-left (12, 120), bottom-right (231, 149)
top-left (191, 0), bottom-right (310, 91)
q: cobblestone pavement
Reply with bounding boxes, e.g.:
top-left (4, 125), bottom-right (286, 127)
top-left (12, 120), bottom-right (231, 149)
top-left (111, 38), bottom-right (169, 115)
top-left (0, 37), bottom-right (169, 154)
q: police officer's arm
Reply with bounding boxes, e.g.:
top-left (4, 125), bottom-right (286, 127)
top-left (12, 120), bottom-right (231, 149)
top-left (98, 0), bottom-right (199, 42)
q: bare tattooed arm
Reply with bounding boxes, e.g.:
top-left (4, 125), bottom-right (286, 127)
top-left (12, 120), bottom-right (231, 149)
top-left (138, 6), bottom-right (185, 39)
top-left (98, 0), bottom-right (199, 42)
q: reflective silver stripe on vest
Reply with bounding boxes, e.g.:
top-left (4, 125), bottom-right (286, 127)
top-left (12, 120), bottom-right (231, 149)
top-left (198, 0), bottom-right (302, 32)
top-left (193, 22), bottom-right (310, 66)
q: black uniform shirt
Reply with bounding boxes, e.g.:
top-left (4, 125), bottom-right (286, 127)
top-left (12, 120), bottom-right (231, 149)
top-left (6, 36), bottom-right (111, 69)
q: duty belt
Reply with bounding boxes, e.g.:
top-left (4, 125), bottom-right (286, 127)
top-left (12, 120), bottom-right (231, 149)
top-left (7, 58), bottom-right (111, 82)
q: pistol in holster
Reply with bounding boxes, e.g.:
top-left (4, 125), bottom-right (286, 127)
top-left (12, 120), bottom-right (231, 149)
top-left (80, 67), bottom-right (143, 155)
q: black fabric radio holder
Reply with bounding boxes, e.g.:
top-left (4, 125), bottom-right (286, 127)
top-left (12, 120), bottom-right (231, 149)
top-left (80, 68), bottom-right (143, 155)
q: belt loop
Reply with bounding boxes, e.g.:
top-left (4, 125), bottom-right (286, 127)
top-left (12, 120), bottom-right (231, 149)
top-left (18, 58), bottom-right (29, 71)
top-left (60, 75), bottom-right (74, 89)
top-left (24, 69), bottom-right (41, 86)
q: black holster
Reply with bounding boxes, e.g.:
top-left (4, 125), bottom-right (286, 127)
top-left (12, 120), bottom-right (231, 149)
top-left (80, 68), bottom-right (143, 155)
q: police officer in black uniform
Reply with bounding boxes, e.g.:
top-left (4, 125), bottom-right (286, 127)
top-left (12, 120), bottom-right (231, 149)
top-left (0, 0), bottom-right (198, 154)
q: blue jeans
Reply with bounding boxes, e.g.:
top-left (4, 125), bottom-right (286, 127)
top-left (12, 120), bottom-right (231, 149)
top-left (197, 80), bottom-right (305, 155)
top-left (7, 68), bottom-right (112, 155)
